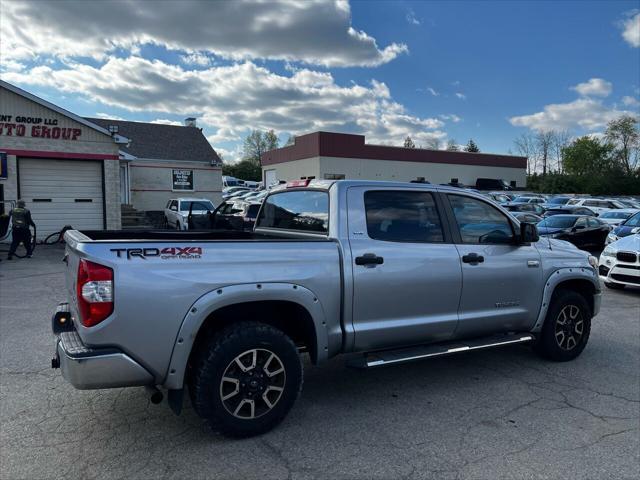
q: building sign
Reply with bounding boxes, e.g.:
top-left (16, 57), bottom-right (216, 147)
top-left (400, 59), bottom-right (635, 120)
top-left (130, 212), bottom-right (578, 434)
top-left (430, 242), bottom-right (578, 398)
top-left (0, 152), bottom-right (7, 179)
top-left (0, 115), bottom-right (82, 141)
top-left (172, 169), bottom-right (194, 191)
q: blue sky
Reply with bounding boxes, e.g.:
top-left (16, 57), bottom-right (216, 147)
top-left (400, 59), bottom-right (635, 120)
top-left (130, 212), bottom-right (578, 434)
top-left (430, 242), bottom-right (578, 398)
top-left (1, 0), bottom-right (638, 160)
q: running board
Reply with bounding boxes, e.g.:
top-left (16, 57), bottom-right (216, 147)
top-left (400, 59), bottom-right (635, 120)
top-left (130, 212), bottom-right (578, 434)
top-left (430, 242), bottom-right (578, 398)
top-left (347, 333), bottom-right (535, 369)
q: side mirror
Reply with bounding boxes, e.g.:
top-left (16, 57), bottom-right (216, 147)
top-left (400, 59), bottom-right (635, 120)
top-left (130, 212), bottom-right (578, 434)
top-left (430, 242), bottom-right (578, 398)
top-left (519, 222), bottom-right (539, 244)
top-left (573, 225), bottom-right (585, 231)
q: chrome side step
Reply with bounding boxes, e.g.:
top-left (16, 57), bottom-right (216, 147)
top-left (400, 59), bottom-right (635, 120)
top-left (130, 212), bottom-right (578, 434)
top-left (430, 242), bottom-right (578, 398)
top-left (348, 333), bottom-right (535, 369)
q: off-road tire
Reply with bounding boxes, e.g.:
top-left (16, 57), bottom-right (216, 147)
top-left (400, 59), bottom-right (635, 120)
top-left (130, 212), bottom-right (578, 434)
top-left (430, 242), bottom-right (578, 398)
top-left (604, 281), bottom-right (625, 290)
top-left (189, 321), bottom-right (303, 438)
top-left (534, 289), bottom-right (592, 362)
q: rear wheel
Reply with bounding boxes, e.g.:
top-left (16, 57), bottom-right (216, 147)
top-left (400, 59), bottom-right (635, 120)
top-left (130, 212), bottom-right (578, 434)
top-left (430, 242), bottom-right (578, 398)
top-left (604, 281), bottom-right (625, 290)
top-left (189, 322), bottom-right (303, 438)
top-left (535, 289), bottom-right (591, 362)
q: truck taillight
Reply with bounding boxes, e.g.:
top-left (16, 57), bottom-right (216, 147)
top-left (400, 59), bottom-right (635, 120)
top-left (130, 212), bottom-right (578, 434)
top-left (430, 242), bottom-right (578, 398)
top-left (77, 259), bottom-right (113, 327)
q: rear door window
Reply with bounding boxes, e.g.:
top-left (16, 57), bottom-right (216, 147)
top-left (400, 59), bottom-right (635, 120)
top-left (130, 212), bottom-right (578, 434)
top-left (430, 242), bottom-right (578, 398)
top-left (364, 190), bottom-right (444, 243)
top-left (257, 190), bottom-right (329, 233)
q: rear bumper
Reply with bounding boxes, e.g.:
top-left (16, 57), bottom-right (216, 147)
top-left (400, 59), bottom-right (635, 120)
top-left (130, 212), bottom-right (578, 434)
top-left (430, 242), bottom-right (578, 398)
top-left (52, 305), bottom-right (154, 390)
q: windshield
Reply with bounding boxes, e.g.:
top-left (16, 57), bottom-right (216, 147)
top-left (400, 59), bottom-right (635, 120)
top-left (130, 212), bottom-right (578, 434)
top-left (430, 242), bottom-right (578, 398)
top-left (623, 212), bottom-right (640, 227)
top-left (513, 196), bottom-right (530, 203)
top-left (180, 200), bottom-right (214, 212)
top-left (601, 211), bottom-right (633, 219)
top-left (538, 216), bottom-right (577, 229)
top-left (547, 197), bottom-right (570, 205)
top-left (566, 199), bottom-right (580, 205)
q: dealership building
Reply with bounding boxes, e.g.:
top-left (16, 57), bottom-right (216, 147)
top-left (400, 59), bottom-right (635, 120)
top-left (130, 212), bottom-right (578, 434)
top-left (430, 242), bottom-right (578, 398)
top-left (261, 131), bottom-right (526, 188)
top-left (0, 80), bottom-right (221, 239)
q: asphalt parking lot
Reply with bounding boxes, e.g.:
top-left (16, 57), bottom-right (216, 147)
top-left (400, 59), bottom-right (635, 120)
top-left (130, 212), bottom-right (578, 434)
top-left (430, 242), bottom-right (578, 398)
top-left (1, 245), bottom-right (639, 480)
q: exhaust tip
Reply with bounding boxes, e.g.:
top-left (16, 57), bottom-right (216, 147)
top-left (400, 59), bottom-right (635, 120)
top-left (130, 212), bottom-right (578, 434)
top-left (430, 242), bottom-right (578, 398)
top-left (145, 386), bottom-right (164, 404)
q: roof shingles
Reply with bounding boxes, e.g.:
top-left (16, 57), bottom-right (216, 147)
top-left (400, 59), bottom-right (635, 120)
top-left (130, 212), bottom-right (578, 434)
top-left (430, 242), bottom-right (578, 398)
top-left (86, 118), bottom-right (221, 164)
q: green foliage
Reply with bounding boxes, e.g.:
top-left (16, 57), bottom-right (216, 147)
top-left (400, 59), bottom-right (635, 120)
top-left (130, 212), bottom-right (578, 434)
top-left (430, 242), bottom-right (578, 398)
top-left (562, 136), bottom-right (614, 176)
top-left (222, 159), bottom-right (262, 182)
top-left (605, 115), bottom-right (639, 174)
top-left (403, 136), bottom-right (416, 148)
top-left (242, 129), bottom-right (279, 166)
top-left (464, 139), bottom-right (480, 152)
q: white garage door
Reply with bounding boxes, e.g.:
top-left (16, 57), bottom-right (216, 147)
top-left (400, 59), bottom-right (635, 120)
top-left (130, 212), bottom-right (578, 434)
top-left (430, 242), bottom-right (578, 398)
top-left (19, 158), bottom-right (104, 240)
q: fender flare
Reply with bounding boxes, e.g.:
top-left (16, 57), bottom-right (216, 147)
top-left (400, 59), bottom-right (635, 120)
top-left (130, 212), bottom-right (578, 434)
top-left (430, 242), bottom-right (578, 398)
top-left (531, 267), bottom-right (601, 333)
top-left (162, 282), bottom-right (329, 389)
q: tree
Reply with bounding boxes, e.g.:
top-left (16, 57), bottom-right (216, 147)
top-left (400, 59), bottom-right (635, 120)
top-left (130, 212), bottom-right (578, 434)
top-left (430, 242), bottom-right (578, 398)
top-left (464, 139), bottom-right (479, 152)
top-left (550, 130), bottom-right (571, 173)
top-left (242, 129), bottom-right (280, 166)
top-left (562, 136), bottom-right (613, 176)
top-left (446, 139), bottom-right (459, 151)
top-left (514, 133), bottom-right (537, 175)
top-left (426, 138), bottom-right (441, 150)
top-left (222, 159), bottom-right (262, 182)
top-left (403, 136), bottom-right (416, 148)
top-left (284, 134), bottom-right (296, 147)
top-left (535, 131), bottom-right (554, 175)
top-left (605, 115), bottom-right (639, 175)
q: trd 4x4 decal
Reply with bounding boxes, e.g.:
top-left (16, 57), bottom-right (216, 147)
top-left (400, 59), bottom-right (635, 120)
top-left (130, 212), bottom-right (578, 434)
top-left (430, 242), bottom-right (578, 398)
top-left (110, 247), bottom-right (203, 260)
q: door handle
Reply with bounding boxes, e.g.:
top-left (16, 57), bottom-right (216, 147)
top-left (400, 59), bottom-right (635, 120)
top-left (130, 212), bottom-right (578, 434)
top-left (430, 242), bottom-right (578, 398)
top-left (355, 253), bottom-right (384, 266)
top-left (462, 253), bottom-right (484, 264)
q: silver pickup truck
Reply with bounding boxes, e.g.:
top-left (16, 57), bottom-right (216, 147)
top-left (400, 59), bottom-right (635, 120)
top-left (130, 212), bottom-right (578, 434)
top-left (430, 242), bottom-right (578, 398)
top-left (51, 180), bottom-right (602, 437)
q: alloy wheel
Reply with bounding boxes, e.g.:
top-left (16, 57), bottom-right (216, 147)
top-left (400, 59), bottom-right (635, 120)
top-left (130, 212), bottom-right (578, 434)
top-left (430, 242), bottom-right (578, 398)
top-left (219, 349), bottom-right (286, 420)
top-left (554, 304), bottom-right (584, 351)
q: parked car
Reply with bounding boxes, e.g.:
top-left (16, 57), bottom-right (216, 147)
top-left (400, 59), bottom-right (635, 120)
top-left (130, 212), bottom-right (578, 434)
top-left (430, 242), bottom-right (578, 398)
top-left (51, 180), bottom-right (601, 438)
top-left (537, 215), bottom-right (610, 250)
top-left (504, 202), bottom-right (545, 216)
top-left (512, 212), bottom-right (543, 224)
top-left (511, 196), bottom-right (546, 205)
top-left (616, 199), bottom-right (640, 209)
top-left (598, 234), bottom-right (640, 289)
top-left (222, 186), bottom-right (252, 199)
top-left (484, 192), bottom-right (511, 204)
top-left (542, 196), bottom-right (573, 209)
top-left (243, 190), bottom-right (269, 203)
top-left (165, 198), bottom-right (216, 230)
top-left (475, 178), bottom-right (512, 190)
top-left (606, 211), bottom-right (640, 244)
top-left (598, 209), bottom-right (639, 226)
top-left (543, 206), bottom-right (597, 218)
top-left (565, 198), bottom-right (624, 215)
top-left (211, 199), bottom-right (262, 231)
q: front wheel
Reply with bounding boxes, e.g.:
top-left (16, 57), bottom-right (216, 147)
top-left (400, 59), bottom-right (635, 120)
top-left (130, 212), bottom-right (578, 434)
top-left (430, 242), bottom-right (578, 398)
top-left (534, 290), bottom-right (591, 362)
top-left (189, 322), bottom-right (303, 438)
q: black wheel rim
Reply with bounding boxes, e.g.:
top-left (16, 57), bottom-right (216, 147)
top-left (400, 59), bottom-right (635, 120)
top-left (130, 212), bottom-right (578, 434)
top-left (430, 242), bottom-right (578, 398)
top-left (219, 349), bottom-right (286, 420)
top-left (554, 304), bottom-right (584, 351)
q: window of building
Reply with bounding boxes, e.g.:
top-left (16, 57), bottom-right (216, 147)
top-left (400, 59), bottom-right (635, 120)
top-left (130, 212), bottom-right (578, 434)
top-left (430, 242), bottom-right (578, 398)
top-left (448, 194), bottom-right (514, 244)
top-left (364, 190), bottom-right (444, 243)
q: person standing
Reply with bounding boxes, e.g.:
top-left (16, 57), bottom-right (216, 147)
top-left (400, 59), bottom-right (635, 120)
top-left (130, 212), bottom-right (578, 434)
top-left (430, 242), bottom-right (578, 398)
top-left (7, 200), bottom-right (35, 260)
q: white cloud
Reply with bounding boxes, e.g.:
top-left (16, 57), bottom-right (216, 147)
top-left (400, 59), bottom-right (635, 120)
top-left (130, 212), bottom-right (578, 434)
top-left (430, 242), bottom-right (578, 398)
top-left (180, 53), bottom-right (213, 67)
top-left (622, 95), bottom-right (640, 107)
top-left (0, 0), bottom-right (407, 67)
top-left (509, 97), bottom-right (633, 132)
top-left (151, 119), bottom-right (183, 126)
top-left (455, 92), bottom-right (466, 100)
top-left (406, 9), bottom-right (421, 26)
top-left (439, 114), bottom-right (461, 123)
top-left (427, 87), bottom-right (439, 96)
top-left (94, 112), bottom-right (125, 121)
top-left (3, 57), bottom-right (449, 160)
top-left (620, 11), bottom-right (640, 47)
top-left (571, 78), bottom-right (612, 97)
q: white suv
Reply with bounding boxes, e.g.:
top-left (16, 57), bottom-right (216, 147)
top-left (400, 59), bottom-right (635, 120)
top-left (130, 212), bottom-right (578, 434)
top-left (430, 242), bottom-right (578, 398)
top-left (565, 198), bottom-right (625, 215)
top-left (165, 198), bottom-right (216, 230)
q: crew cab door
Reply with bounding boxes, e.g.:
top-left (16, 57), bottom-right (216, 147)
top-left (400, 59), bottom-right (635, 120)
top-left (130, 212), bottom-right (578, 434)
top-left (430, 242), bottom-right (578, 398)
top-left (444, 193), bottom-right (543, 337)
top-left (347, 187), bottom-right (462, 351)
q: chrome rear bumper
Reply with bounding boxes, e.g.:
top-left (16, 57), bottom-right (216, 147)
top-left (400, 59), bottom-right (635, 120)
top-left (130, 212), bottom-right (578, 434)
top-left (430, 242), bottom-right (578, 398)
top-left (52, 305), bottom-right (153, 390)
